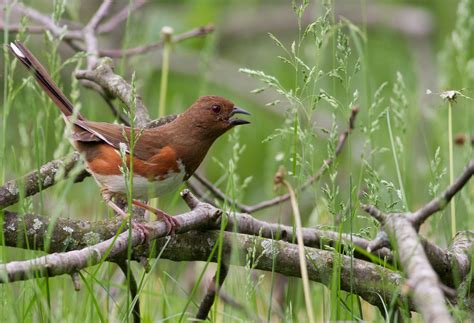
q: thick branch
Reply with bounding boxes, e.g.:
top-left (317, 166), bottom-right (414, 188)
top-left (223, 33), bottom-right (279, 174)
top-left (384, 215), bottom-right (452, 322)
top-left (1, 211), bottom-right (409, 312)
top-left (362, 204), bottom-right (453, 322)
top-left (226, 212), bottom-right (392, 260)
top-left (0, 153), bottom-right (391, 262)
top-left (358, 160), bottom-right (474, 320)
top-left (0, 195), bottom-right (221, 283)
top-left (0, 152), bottom-right (87, 210)
top-left (160, 231), bottom-right (410, 312)
top-left (76, 58), bottom-right (150, 127)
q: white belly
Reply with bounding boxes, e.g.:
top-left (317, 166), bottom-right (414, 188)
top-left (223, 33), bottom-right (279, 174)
top-left (92, 166), bottom-right (186, 199)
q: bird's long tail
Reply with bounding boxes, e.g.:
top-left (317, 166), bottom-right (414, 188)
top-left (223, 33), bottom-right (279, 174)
top-left (8, 41), bottom-right (84, 120)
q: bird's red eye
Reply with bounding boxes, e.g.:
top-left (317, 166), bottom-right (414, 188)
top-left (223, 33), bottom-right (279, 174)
top-left (211, 104), bottom-right (221, 113)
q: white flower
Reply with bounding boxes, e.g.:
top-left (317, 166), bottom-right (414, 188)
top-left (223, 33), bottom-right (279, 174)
top-left (33, 218), bottom-right (43, 231)
top-left (440, 90), bottom-right (460, 101)
top-left (63, 226), bottom-right (74, 234)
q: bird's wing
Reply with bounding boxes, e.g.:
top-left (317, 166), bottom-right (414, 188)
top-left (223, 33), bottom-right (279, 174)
top-left (74, 120), bottom-right (162, 161)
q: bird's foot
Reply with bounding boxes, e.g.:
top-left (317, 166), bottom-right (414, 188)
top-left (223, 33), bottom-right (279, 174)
top-left (132, 200), bottom-right (180, 235)
top-left (101, 189), bottom-right (128, 217)
top-left (130, 220), bottom-right (151, 243)
top-left (101, 190), bottom-right (151, 241)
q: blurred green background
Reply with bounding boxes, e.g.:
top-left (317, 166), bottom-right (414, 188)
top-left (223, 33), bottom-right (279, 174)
top-left (0, 0), bottom-right (473, 321)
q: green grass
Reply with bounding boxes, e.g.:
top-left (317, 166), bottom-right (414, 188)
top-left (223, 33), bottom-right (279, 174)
top-left (1, 0), bottom-right (473, 322)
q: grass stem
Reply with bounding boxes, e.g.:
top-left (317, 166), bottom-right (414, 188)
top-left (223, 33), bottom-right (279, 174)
top-left (386, 110), bottom-right (408, 210)
top-left (282, 179), bottom-right (315, 323)
top-left (158, 27), bottom-right (173, 118)
top-left (448, 101), bottom-right (456, 236)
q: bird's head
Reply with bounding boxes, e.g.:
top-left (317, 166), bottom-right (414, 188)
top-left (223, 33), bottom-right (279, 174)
top-left (182, 95), bottom-right (250, 139)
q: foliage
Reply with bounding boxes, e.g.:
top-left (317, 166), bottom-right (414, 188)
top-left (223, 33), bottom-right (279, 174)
top-left (0, 0), bottom-right (473, 322)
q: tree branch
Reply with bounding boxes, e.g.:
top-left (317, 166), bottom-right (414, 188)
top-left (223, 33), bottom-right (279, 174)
top-left (195, 262), bottom-right (229, 320)
top-left (410, 160), bottom-right (474, 228)
top-left (116, 260), bottom-right (141, 323)
top-left (97, 0), bottom-right (148, 34)
top-left (0, 210), bottom-right (410, 312)
top-left (8, 2), bottom-right (81, 39)
top-left (98, 24), bottom-right (215, 58)
top-left (3, 2), bottom-right (214, 128)
top-left (225, 211), bottom-right (392, 260)
top-left (86, 0), bottom-right (114, 31)
top-left (0, 152), bottom-right (87, 210)
top-left (83, 0), bottom-right (113, 69)
top-left (0, 191), bottom-right (221, 283)
top-left (358, 160), bottom-right (474, 322)
top-left (0, 153), bottom-right (392, 262)
top-left (385, 215), bottom-right (452, 322)
top-left (244, 106), bottom-right (359, 213)
top-left (76, 58), bottom-right (150, 127)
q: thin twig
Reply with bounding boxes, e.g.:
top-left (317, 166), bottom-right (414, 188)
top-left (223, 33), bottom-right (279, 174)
top-left (195, 262), bottom-right (229, 320)
top-left (86, 0), bottom-right (114, 31)
top-left (99, 24), bottom-right (215, 58)
top-left (367, 230), bottom-right (390, 253)
top-left (9, 3), bottom-right (61, 35)
top-left (116, 260), bottom-right (141, 323)
top-left (219, 291), bottom-right (262, 322)
top-left (2, 3), bottom-right (214, 128)
top-left (97, 0), bottom-right (148, 34)
top-left (83, 0), bottom-right (113, 69)
top-left (80, 79), bottom-right (130, 125)
top-left (410, 160), bottom-right (474, 229)
top-left (0, 23), bottom-right (44, 34)
top-left (244, 106), bottom-right (359, 213)
top-left (192, 173), bottom-right (249, 210)
top-left (186, 179), bottom-right (218, 206)
top-left (70, 272), bottom-right (81, 291)
top-left (361, 204), bottom-right (387, 223)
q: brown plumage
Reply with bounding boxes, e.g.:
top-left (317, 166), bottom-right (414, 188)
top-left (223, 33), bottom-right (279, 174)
top-left (9, 41), bottom-right (250, 232)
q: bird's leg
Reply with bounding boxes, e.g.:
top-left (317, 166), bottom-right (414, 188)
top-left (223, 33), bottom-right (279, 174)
top-left (132, 200), bottom-right (180, 235)
top-left (101, 189), bottom-right (150, 241)
top-left (101, 189), bottom-right (128, 217)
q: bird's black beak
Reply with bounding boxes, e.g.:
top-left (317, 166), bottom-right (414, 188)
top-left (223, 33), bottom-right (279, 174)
top-left (229, 106), bottom-right (251, 125)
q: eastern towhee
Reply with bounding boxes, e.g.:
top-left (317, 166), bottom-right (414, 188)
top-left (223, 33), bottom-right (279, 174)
top-left (8, 41), bottom-right (250, 233)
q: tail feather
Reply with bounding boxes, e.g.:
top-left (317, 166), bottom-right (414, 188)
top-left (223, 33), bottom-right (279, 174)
top-left (9, 41), bottom-right (84, 120)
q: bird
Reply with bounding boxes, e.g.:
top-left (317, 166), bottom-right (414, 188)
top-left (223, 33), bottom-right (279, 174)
top-left (8, 40), bottom-right (250, 234)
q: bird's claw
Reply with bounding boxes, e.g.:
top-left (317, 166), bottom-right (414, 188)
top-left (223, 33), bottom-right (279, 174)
top-left (131, 220), bottom-right (151, 243)
top-left (131, 199), bottom-right (180, 236)
top-left (160, 214), bottom-right (180, 235)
